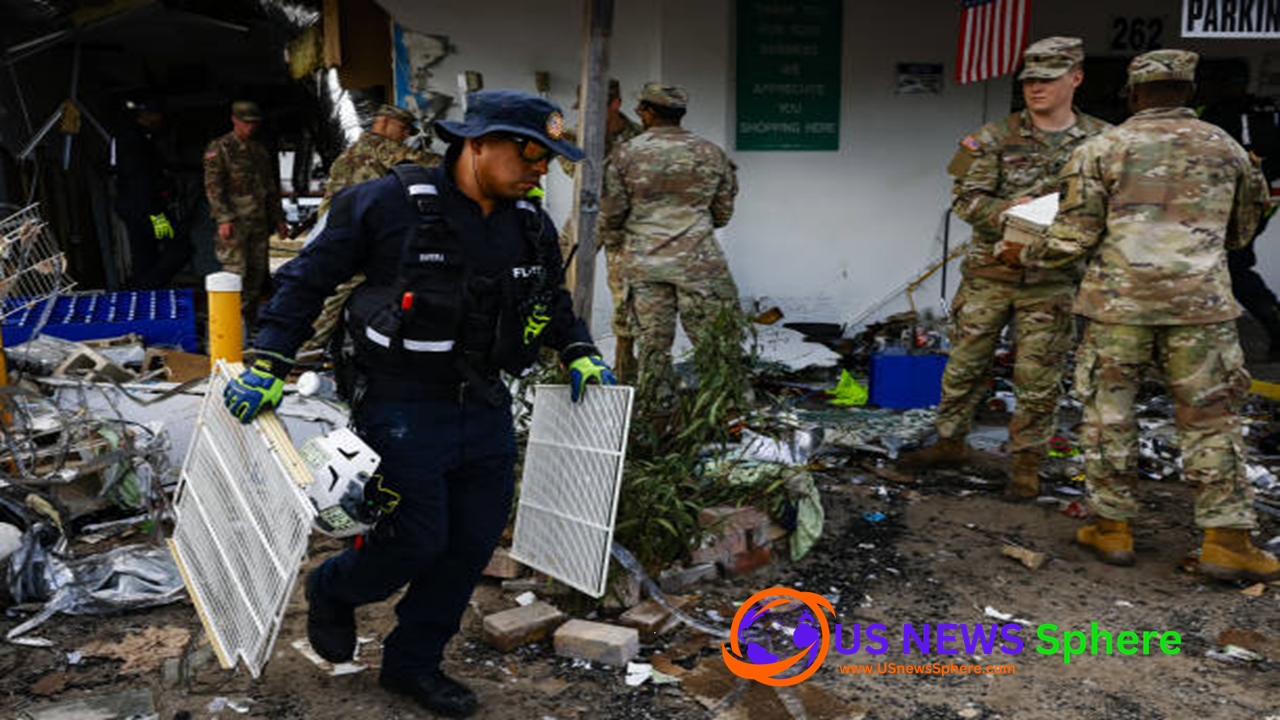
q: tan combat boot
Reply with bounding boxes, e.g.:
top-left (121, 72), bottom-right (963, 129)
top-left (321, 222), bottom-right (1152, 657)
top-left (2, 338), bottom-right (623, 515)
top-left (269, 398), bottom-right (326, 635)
top-left (898, 436), bottom-right (969, 470)
top-left (1074, 517), bottom-right (1136, 567)
top-left (1004, 451), bottom-right (1040, 499)
top-left (1199, 528), bottom-right (1280, 582)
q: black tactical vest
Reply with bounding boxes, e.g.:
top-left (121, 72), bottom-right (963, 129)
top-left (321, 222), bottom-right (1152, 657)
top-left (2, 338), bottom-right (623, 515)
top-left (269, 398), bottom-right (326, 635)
top-left (343, 164), bottom-right (557, 382)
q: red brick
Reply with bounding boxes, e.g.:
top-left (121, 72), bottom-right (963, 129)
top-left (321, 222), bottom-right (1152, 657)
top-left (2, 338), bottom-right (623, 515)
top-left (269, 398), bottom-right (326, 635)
top-left (723, 546), bottom-right (772, 577)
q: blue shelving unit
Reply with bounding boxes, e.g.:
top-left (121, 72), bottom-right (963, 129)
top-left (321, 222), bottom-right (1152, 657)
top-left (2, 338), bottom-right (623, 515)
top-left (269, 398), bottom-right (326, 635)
top-left (2, 289), bottom-right (198, 352)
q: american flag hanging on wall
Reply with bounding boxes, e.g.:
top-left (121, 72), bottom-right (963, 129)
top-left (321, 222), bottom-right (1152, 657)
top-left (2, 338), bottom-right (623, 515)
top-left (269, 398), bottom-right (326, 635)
top-left (956, 0), bottom-right (1031, 85)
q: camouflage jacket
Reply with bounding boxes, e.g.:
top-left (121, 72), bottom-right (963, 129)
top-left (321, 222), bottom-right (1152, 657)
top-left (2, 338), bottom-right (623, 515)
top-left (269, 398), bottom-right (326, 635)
top-left (950, 108), bottom-right (1110, 284)
top-left (324, 131), bottom-right (441, 200)
top-left (599, 126), bottom-right (737, 275)
top-left (203, 131), bottom-right (283, 226)
top-left (1026, 107), bottom-right (1270, 325)
top-left (557, 114), bottom-right (642, 177)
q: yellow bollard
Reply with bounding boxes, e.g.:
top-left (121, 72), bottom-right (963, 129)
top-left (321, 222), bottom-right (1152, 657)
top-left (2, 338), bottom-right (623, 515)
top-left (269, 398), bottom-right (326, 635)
top-left (206, 272), bottom-right (243, 370)
top-left (1251, 379), bottom-right (1280, 402)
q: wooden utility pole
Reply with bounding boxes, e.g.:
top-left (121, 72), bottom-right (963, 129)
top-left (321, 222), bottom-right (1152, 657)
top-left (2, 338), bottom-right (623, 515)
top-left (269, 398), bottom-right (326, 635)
top-left (569, 0), bottom-right (613, 330)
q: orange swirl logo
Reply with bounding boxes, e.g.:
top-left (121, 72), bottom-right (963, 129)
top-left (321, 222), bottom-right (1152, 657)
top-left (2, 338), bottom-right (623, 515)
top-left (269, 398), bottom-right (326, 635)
top-left (722, 586), bottom-right (835, 686)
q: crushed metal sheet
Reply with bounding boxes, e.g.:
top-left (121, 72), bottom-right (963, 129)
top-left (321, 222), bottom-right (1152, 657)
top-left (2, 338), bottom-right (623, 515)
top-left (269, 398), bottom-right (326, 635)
top-left (7, 543), bottom-right (185, 640)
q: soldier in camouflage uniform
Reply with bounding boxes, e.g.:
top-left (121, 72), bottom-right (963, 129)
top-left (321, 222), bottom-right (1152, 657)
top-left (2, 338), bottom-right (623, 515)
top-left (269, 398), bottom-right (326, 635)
top-left (203, 100), bottom-right (288, 320)
top-left (900, 38), bottom-right (1110, 499)
top-left (558, 80), bottom-right (643, 380)
top-left (300, 104), bottom-right (442, 355)
top-left (600, 83), bottom-right (738, 419)
top-left (1015, 50), bottom-right (1278, 581)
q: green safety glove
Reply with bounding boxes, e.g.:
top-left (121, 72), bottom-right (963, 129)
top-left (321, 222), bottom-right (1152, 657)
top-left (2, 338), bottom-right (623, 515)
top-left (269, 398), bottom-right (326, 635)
top-left (223, 351), bottom-right (293, 424)
top-left (567, 355), bottom-right (617, 403)
top-left (150, 212), bottom-right (174, 240)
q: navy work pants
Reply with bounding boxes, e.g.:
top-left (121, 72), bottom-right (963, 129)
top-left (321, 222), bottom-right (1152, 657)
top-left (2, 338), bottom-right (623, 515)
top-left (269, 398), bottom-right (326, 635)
top-left (313, 388), bottom-right (516, 675)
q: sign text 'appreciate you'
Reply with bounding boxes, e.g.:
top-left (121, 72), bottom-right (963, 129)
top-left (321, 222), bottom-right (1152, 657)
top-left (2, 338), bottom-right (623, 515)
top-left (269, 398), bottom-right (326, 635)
top-left (735, 0), bottom-right (842, 151)
top-left (1183, 0), bottom-right (1280, 37)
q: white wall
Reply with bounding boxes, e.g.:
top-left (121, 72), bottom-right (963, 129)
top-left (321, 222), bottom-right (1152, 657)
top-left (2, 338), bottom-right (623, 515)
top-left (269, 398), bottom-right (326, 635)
top-left (377, 0), bottom-right (1280, 366)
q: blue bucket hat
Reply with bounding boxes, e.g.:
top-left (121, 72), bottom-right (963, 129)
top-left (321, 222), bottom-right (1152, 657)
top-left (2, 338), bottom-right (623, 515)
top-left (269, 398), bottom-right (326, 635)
top-left (436, 89), bottom-right (584, 162)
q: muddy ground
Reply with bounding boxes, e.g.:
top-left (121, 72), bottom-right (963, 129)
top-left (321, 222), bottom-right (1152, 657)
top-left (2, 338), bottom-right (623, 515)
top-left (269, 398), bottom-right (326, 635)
top-left (3, 329), bottom-right (1280, 719)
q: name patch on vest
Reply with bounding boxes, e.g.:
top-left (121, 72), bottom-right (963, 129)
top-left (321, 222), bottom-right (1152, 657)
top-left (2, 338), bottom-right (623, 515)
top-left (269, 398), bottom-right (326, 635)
top-left (512, 266), bottom-right (544, 279)
top-left (419, 253), bottom-right (446, 263)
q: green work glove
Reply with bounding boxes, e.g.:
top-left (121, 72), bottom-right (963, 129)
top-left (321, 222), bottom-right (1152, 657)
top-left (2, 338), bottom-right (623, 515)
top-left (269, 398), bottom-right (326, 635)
top-left (150, 212), bottom-right (174, 240)
top-left (568, 355), bottom-right (617, 403)
top-left (223, 351), bottom-right (292, 424)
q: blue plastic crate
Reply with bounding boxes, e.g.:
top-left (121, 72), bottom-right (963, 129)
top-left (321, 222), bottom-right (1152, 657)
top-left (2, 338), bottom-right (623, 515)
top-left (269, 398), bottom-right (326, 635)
top-left (868, 351), bottom-right (948, 409)
top-left (2, 289), bottom-right (198, 352)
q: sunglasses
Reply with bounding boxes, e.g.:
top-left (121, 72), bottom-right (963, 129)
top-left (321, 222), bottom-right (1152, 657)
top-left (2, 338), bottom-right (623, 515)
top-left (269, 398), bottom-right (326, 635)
top-left (505, 134), bottom-right (554, 163)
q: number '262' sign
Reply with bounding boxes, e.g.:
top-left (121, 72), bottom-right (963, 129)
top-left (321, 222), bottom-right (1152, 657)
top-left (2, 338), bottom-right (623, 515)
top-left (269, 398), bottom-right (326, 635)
top-left (1110, 16), bottom-right (1166, 52)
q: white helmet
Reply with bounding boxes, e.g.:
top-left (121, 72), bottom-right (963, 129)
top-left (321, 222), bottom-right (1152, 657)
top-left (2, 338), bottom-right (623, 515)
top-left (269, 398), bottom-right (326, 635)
top-left (299, 428), bottom-right (389, 537)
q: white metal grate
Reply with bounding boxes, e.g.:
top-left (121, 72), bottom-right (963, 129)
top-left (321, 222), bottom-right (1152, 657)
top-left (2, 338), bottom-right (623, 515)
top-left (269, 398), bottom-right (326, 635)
top-left (169, 362), bottom-right (315, 677)
top-left (0, 204), bottom-right (74, 319)
top-left (510, 385), bottom-right (633, 598)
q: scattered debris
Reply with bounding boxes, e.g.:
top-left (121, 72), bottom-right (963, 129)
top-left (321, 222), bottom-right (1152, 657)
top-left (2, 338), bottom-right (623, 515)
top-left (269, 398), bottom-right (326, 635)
top-left (619, 599), bottom-right (675, 635)
top-left (1061, 501), bottom-right (1088, 518)
top-left (829, 370), bottom-right (868, 407)
top-left (624, 661), bottom-right (653, 687)
top-left (1215, 629), bottom-right (1278, 660)
top-left (1241, 583), bottom-right (1267, 598)
top-left (1002, 544), bottom-right (1047, 570)
top-left (291, 638), bottom-right (368, 676)
top-left (737, 426), bottom-right (822, 466)
top-left (31, 671), bottom-right (68, 696)
top-left (78, 625), bottom-right (191, 675)
top-left (813, 407), bottom-right (937, 458)
top-left (1206, 644), bottom-right (1265, 664)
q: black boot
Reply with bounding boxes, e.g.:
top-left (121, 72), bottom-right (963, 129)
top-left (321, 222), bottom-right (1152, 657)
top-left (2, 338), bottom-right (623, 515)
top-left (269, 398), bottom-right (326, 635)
top-left (305, 569), bottom-right (356, 663)
top-left (380, 669), bottom-right (478, 717)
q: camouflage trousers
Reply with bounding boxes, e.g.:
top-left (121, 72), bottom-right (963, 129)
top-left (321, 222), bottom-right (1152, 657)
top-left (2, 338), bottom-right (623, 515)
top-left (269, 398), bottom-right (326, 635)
top-left (215, 218), bottom-right (271, 312)
top-left (1074, 321), bottom-right (1256, 529)
top-left (300, 274), bottom-right (365, 355)
top-left (629, 265), bottom-right (739, 414)
top-left (935, 275), bottom-right (1074, 453)
top-left (560, 221), bottom-right (634, 375)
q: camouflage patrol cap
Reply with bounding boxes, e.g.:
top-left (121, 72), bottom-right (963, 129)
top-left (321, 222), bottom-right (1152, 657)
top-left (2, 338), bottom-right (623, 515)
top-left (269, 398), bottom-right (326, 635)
top-left (375, 103), bottom-right (418, 131)
top-left (231, 100), bottom-right (263, 122)
top-left (636, 83), bottom-right (688, 109)
top-left (1127, 49), bottom-right (1198, 87)
top-left (1018, 37), bottom-right (1085, 81)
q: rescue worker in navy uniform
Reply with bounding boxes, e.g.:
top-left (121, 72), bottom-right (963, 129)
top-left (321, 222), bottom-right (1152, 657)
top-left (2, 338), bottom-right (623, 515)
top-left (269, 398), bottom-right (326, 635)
top-left (221, 90), bottom-right (616, 717)
top-left (113, 98), bottom-right (193, 288)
